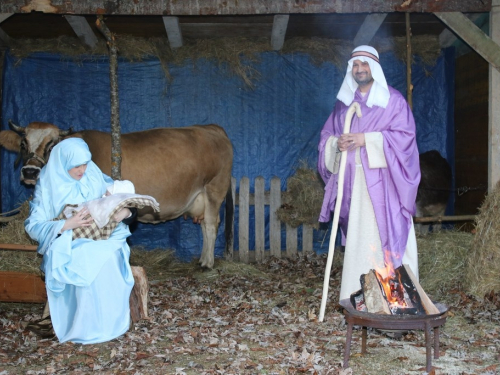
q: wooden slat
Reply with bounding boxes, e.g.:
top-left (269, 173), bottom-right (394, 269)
top-left (285, 224), bottom-right (297, 259)
top-left (271, 14), bottom-right (289, 51)
top-left (225, 176), bottom-right (236, 260)
top-left (353, 13), bottom-right (387, 46)
top-left (163, 16), bottom-right (183, 48)
top-left (269, 177), bottom-right (281, 258)
top-left (0, 243), bottom-right (37, 251)
top-left (0, 271), bottom-right (46, 303)
top-left (302, 225), bottom-right (313, 253)
top-left (254, 176), bottom-right (265, 263)
top-left (64, 15), bottom-right (98, 49)
top-left (490, 0), bottom-right (500, 191)
top-left (238, 177), bottom-right (250, 264)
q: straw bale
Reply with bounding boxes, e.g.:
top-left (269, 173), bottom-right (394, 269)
top-left (465, 181), bottom-right (500, 297)
top-left (8, 35), bottom-right (442, 88)
top-left (277, 163), bottom-right (324, 229)
top-left (416, 230), bottom-right (472, 302)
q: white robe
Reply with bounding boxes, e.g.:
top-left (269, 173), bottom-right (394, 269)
top-left (325, 135), bottom-right (419, 301)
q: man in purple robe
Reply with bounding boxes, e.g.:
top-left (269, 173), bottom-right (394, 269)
top-left (317, 45), bottom-right (421, 300)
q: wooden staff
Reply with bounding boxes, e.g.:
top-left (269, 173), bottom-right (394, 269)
top-left (319, 102), bottom-right (362, 322)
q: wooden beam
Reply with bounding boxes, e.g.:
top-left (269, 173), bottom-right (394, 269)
top-left (0, 271), bottom-right (46, 303)
top-left (163, 16), bottom-right (183, 48)
top-left (489, 0), bottom-right (500, 191)
top-left (0, 27), bottom-right (10, 46)
top-left (0, 13), bottom-right (13, 24)
top-left (0, 13), bottom-right (13, 46)
top-left (439, 13), bottom-right (484, 48)
top-left (353, 13), bottom-right (387, 47)
top-left (64, 15), bottom-right (98, 49)
top-left (271, 14), bottom-right (288, 51)
top-left (0, 0), bottom-right (492, 15)
top-left (434, 12), bottom-right (500, 72)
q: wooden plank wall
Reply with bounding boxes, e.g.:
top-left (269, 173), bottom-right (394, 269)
top-left (454, 51), bottom-right (489, 225)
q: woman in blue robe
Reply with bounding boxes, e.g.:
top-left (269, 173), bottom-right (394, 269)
top-left (25, 138), bottom-right (135, 344)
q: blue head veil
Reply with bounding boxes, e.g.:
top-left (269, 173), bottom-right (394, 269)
top-left (37, 138), bottom-right (108, 219)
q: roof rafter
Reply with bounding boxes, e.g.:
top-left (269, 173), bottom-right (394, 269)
top-left (353, 13), bottom-right (387, 46)
top-left (434, 11), bottom-right (500, 71)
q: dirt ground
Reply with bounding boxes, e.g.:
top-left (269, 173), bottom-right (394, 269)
top-left (1, 252), bottom-right (499, 375)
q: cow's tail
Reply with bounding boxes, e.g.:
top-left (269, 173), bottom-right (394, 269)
top-left (224, 183), bottom-right (234, 257)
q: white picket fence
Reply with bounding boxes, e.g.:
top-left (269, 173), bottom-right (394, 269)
top-left (226, 176), bottom-right (316, 263)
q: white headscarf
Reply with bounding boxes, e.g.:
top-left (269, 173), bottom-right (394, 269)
top-left (336, 45), bottom-right (390, 109)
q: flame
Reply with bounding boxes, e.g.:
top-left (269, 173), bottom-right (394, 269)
top-left (372, 247), bottom-right (406, 308)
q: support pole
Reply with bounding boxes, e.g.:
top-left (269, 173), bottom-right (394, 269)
top-left (96, 16), bottom-right (122, 180)
top-left (406, 12), bottom-right (413, 110)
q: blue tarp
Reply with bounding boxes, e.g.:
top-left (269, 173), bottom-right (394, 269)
top-left (1, 48), bottom-right (455, 260)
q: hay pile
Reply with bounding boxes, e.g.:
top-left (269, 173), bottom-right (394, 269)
top-left (130, 246), bottom-right (269, 281)
top-left (0, 200), bottom-right (40, 273)
top-left (276, 164), bottom-right (324, 229)
top-left (417, 230), bottom-right (473, 301)
top-left (8, 34), bottom-right (442, 88)
top-left (0, 201), bottom-right (36, 246)
top-left (465, 182), bottom-right (500, 298)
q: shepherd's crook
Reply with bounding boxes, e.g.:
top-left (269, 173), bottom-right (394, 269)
top-left (318, 102), bottom-right (362, 322)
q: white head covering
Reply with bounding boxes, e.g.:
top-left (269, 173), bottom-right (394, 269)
top-left (107, 180), bottom-right (135, 195)
top-left (336, 45), bottom-right (390, 109)
top-left (37, 138), bottom-right (108, 218)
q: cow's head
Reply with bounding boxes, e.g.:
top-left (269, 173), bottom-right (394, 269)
top-left (0, 121), bottom-right (72, 185)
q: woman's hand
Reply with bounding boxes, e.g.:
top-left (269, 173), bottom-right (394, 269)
top-left (112, 208), bottom-right (132, 222)
top-left (338, 133), bottom-right (366, 152)
top-left (61, 208), bottom-right (94, 232)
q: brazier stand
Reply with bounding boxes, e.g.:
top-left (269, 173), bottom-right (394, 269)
top-left (339, 299), bottom-right (448, 372)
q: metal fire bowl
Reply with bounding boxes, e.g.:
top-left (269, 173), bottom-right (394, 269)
top-left (339, 298), bottom-right (448, 372)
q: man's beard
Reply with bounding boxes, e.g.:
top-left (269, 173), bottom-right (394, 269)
top-left (354, 74), bottom-right (374, 87)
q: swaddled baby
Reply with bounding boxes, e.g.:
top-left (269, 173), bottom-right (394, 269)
top-left (59, 180), bottom-right (160, 240)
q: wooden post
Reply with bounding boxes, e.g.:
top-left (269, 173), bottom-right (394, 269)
top-left (406, 12), bottom-right (413, 110)
top-left (129, 266), bottom-right (150, 322)
top-left (96, 16), bottom-right (122, 180)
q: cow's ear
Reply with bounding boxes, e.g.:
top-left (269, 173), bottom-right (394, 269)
top-left (0, 130), bottom-right (22, 152)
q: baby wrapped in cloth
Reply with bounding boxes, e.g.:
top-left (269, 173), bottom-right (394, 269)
top-left (57, 180), bottom-right (160, 240)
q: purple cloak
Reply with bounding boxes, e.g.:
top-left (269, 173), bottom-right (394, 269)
top-left (317, 86), bottom-right (421, 267)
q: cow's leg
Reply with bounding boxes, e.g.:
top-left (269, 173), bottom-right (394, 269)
top-left (414, 206), bottom-right (428, 235)
top-left (198, 181), bottom-right (228, 269)
top-left (199, 199), bottom-right (220, 269)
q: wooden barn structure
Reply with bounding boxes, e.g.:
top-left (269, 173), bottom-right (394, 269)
top-left (0, 0), bottom-right (498, 262)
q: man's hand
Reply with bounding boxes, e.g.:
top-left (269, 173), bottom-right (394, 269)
top-left (62, 208), bottom-right (93, 232)
top-left (338, 133), bottom-right (366, 152)
top-left (112, 208), bottom-right (132, 222)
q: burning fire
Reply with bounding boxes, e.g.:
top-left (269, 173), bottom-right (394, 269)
top-left (373, 247), bottom-right (408, 309)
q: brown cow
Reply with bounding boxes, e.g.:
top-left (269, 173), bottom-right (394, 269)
top-left (0, 120), bottom-right (233, 269)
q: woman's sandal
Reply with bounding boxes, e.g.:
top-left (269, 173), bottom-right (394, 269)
top-left (25, 316), bottom-right (56, 339)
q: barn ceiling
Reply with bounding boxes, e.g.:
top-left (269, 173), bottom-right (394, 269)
top-left (0, 1), bottom-right (492, 56)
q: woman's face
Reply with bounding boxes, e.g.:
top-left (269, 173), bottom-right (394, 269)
top-left (68, 164), bottom-right (88, 180)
